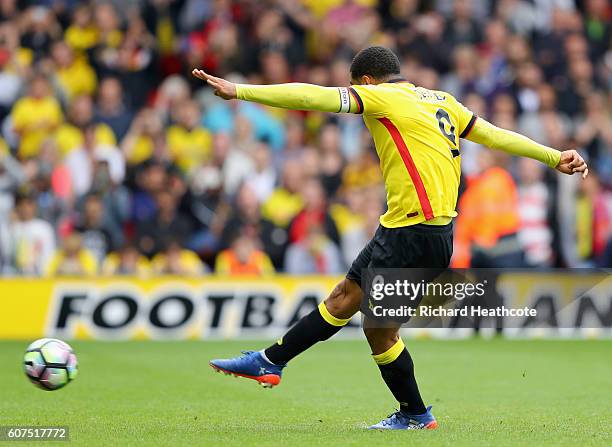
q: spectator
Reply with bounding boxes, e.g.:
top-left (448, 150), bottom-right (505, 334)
top-left (404, 11), bottom-right (450, 74)
top-left (94, 77), bottom-right (133, 141)
top-left (440, 45), bottom-right (479, 99)
top-left (102, 244), bottom-right (150, 276)
top-left (64, 4), bottom-right (98, 52)
top-left (218, 131), bottom-right (255, 196)
top-left (583, 0), bottom-right (611, 61)
top-left (443, 0), bottom-right (482, 47)
top-left (10, 74), bottom-right (62, 159)
top-left (453, 150), bottom-right (525, 268)
top-left (131, 161), bottom-right (167, 223)
top-left (20, 6), bottom-right (60, 61)
top-left (518, 83), bottom-right (571, 150)
top-left (114, 15), bottom-right (156, 109)
top-left (319, 123), bottom-right (345, 197)
top-left (66, 124), bottom-right (125, 197)
top-left (261, 158), bottom-right (305, 228)
top-left (215, 233), bottom-right (275, 276)
top-left (151, 76), bottom-right (191, 123)
top-left (151, 241), bottom-right (204, 276)
top-left (82, 158), bottom-right (131, 235)
top-left (0, 23), bottom-right (27, 120)
top-left (513, 61), bottom-right (543, 114)
top-left (55, 94), bottom-right (116, 158)
top-left (288, 177), bottom-right (340, 246)
top-left (516, 158), bottom-right (554, 267)
top-left (284, 224), bottom-right (344, 275)
top-left (89, 2), bottom-right (124, 80)
top-left (557, 55), bottom-right (594, 117)
top-left (0, 142), bottom-right (25, 220)
top-left (246, 141), bottom-right (276, 203)
top-left (45, 232), bottom-right (97, 276)
top-left (574, 92), bottom-right (612, 175)
top-left (166, 99), bottom-right (211, 173)
top-left (30, 142), bottom-right (69, 225)
top-left (121, 108), bottom-right (166, 166)
top-left (0, 192), bottom-right (55, 275)
top-left (341, 149), bottom-right (383, 190)
top-left (50, 40), bottom-right (97, 101)
top-left (220, 183), bottom-right (287, 269)
top-left (575, 171), bottom-right (610, 265)
top-left (73, 193), bottom-right (118, 264)
top-left (136, 189), bottom-right (192, 257)
top-left (332, 185), bottom-right (381, 267)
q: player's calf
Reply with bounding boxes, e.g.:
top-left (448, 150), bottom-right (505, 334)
top-left (364, 320), bottom-right (429, 419)
top-left (261, 278), bottom-right (362, 365)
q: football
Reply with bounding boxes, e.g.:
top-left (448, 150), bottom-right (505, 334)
top-left (23, 338), bottom-right (78, 391)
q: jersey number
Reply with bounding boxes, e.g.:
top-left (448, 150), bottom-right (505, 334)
top-left (435, 109), bottom-right (460, 157)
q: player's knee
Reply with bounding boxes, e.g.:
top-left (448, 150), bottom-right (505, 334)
top-left (324, 279), bottom-right (362, 319)
top-left (363, 327), bottom-right (399, 343)
top-left (363, 327), bottom-right (400, 354)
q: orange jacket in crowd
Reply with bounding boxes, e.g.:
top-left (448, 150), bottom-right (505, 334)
top-left (215, 249), bottom-right (275, 276)
top-left (452, 167), bottom-right (521, 267)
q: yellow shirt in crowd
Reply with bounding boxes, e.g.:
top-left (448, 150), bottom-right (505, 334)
top-left (125, 135), bottom-right (155, 165)
top-left (166, 125), bottom-right (212, 173)
top-left (55, 57), bottom-right (98, 99)
top-left (11, 96), bottom-right (63, 158)
top-left (151, 250), bottom-right (204, 276)
top-left (64, 25), bottom-right (99, 52)
top-left (45, 250), bottom-right (98, 276)
top-left (101, 252), bottom-right (151, 276)
top-left (261, 188), bottom-right (304, 228)
top-left (55, 123), bottom-right (116, 157)
top-left (302, 0), bottom-right (377, 17)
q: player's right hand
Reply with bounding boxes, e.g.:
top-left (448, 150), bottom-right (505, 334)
top-left (192, 69), bottom-right (237, 100)
top-left (556, 149), bottom-right (588, 179)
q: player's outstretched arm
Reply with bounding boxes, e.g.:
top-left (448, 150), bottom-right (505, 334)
top-left (467, 117), bottom-right (588, 179)
top-left (192, 69), bottom-right (357, 113)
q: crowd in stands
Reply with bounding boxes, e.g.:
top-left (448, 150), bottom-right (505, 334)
top-left (0, 0), bottom-right (610, 276)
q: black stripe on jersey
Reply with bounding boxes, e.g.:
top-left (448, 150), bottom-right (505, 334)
top-left (349, 87), bottom-right (363, 114)
top-left (337, 88), bottom-right (343, 113)
top-left (460, 113), bottom-right (478, 138)
top-left (386, 77), bottom-right (408, 83)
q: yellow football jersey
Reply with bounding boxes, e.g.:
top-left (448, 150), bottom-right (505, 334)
top-left (166, 125), bottom-right (212, 173)
top-left (11, 96), bottom-right (64, 158)
top-left (350, 80), bottom-right (476, 228)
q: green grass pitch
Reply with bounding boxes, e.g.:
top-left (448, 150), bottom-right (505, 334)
top-left (0, 339), bottom-right (611, 446)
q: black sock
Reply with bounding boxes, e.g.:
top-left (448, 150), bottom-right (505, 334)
top-left (264, 303), bottom-right (349, 365)
top-left (375, 342), bottom-right (426, 415)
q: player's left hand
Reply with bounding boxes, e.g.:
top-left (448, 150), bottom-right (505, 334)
top-left (556, 149), bottom-right (588, 179)
top-left (192, 69), bottom-right (237, 100)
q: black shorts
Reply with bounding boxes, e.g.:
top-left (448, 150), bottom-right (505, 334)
top-left (346, 222), bottom-right (453, 285)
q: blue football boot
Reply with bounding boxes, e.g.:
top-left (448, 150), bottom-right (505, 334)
top-left (209, 351), bottom-right (285, 388)
top-left (368, 406), bottom-right (438, 430)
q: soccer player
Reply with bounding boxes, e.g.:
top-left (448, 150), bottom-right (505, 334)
top-left (192, 46), bottom-right (588, 430)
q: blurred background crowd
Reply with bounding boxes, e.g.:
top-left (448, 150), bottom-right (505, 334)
top-left (0, 0), bottom-right (610, 277)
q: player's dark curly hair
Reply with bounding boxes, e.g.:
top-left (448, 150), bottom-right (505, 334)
top-left (350, 46), bottom-right (401, 81)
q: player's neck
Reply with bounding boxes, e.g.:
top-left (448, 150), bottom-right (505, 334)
top-left (384, 77), bottom-right (408, 83)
